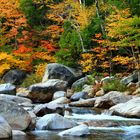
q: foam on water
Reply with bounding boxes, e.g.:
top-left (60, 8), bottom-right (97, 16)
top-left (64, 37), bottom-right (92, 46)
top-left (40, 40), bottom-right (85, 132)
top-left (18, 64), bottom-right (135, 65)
top-left (65, 113), bottom-right (140, 121)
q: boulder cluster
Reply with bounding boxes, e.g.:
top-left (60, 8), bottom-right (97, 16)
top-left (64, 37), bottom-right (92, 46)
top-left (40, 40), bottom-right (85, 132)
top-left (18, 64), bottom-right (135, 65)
top-left (0, 63), bottom-right (139, 138)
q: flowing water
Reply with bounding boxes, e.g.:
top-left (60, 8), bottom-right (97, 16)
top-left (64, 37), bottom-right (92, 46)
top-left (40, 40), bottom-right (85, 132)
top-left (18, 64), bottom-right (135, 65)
top-left (6, 107), bottom-right (140, 140)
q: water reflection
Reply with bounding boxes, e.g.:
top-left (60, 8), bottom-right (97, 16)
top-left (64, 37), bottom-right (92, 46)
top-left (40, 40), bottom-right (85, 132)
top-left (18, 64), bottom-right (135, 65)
top-left (4, 128), bottom-right (140, 140)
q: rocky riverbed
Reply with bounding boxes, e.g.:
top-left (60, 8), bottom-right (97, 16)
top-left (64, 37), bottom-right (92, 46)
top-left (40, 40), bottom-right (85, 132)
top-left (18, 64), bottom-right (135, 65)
top-left (0, 63), bottom-right (140, 139)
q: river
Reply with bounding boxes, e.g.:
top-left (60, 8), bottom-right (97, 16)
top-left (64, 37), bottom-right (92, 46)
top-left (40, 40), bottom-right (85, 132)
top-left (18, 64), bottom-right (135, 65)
top-left (6, 107), bottom-right (140, 140)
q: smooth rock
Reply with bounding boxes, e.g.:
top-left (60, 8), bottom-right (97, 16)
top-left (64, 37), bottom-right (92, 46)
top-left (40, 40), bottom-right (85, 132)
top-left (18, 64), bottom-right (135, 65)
top-left (34, 103), bottom-right (64, 117)
top-left (42, 63), bottom-right (76, 84)
top-left (0, 83), bottom-right (16, 95)
top-left (0, 94), bottom-right (32, 104)
top-left (110, 97), bottom-right (140, 118)
top-left (28, 79), bottom-right (67, 103)
top-left (2, 69), bottom-right (26, 85)
top-left (36, 113), bottom-right (77, 130)
top-left (49, 97), bottom-right (70, 104)
top-left (69, 98), bottom-right (96, 107)
top-left (12, 130), bottom-right (26, 136)
top-left (94, 91), bottom-right (132, 109)
top-left (0, 100), bottom-right (31, 130)
top-left (53, 91), bottom-right (66, 100)
top-left (0, 116), bottom-right (12, 139)
top-left (59, 124), bottom-right (89, 137)
top-left (70, 91), bottom-right (88, 101)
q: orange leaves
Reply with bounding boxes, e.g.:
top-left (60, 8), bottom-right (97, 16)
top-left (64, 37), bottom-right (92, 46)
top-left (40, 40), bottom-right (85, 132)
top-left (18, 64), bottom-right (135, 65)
top-left (95, 33), bottom-right (102, 38)
top-left (40, 40), bottom-right (57, 52)
top-left (13, 44), bottom-right (33, 54)
top-left (92, 33), bottom-right (105, 44)
top-left (32, 52), bottom-right (56, 63)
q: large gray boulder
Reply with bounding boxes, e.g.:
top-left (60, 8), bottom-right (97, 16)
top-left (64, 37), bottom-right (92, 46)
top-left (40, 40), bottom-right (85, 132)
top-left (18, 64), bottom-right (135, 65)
top-left (42, 63), bottom-right (76, 84)
top-left (0, 116), bottom-right (12, 139)
top-left (28, 79), bottom-right (67, 103)
top-left (0, 94), bottom-right (32, 104)
top-left (59, 124), bottom-right (89, 137)
top-left (110, 97), bottom-right (140, 118)
top-left (2, 69), bottom-right (26, 85)
top-left (0, 100), bottom-right (31, 130)
top-left (36, 113), bottom-right (77, 130)
top-left (0, 83), bottom-right (16, 95)
top-left (94, 91), bottom-right (132, 109)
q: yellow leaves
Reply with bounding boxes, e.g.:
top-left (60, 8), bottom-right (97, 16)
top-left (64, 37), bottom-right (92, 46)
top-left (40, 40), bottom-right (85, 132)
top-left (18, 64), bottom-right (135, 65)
top-left (112, 56), bottom-right (133, 65)
top-left (35, 63), bottom-right (46, 77)
top-left (79, 53), bottom-right (95, 73)
top-left (0, 52), bottom-right (29, 76)
top-left (0, 63), bottom-right (10, 76)
top-left (0, 52), bottom-right (12, 61)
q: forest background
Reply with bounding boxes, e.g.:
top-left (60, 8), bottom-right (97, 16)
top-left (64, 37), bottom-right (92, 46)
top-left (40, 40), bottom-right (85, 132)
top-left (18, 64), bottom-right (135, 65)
top-left (0, 0), bottom-right (140, 82)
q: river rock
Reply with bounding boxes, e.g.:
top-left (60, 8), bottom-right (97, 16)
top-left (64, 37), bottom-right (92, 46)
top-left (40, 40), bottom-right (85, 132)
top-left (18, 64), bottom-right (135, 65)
top-left (53, 91), bottom-right (66, 100)
top-left (0, 100), bottom-right (31, 130)
top-left (16, 88), bottom-right (30, 97)
top-left (12, 130), bottom-right (26, 136)
top-left (0, 83), bottom-right (16, 95)
top-left (59, 124), bottom-right (89, 137)
top-left (70, 91), bottom-right (88, 101)
top-left (69, 98), bottom-right (96, 107)
top-left (42, 63), bottom-right (76, 84)
top-left (0, 116), bottom-right (12, 139)
top-left (2, 69), bottom-right (26, 85)
top-left (110, 97), bottom-right (140, 118)
top-left (82, 85), bottom-right (94, 96)
top-left (94, 91), bottom-right (132, 109)
top-left (28, 79), bottom-right (67, 103)
top-left (34, 97), bottom-right (69, 116)
top-left (36, 113), bottom-right (77, 130)
top-left (0, 94), bottom-right (32, 104)
top-left (71, 76), bottom-right (90, 90)
top-left (121, 72), bottom-right (138, 85)
top-left (101, 76), bottom-right (115, 85)
top-left (34, 103), bottom-right (64, 117)
top-left (49, 97), bottom-right (70, 104)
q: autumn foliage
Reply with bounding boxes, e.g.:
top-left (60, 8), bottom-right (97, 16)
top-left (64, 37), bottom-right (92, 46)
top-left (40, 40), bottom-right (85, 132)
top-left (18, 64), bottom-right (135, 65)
top-left (0, 0), bottom-right (139, 78)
